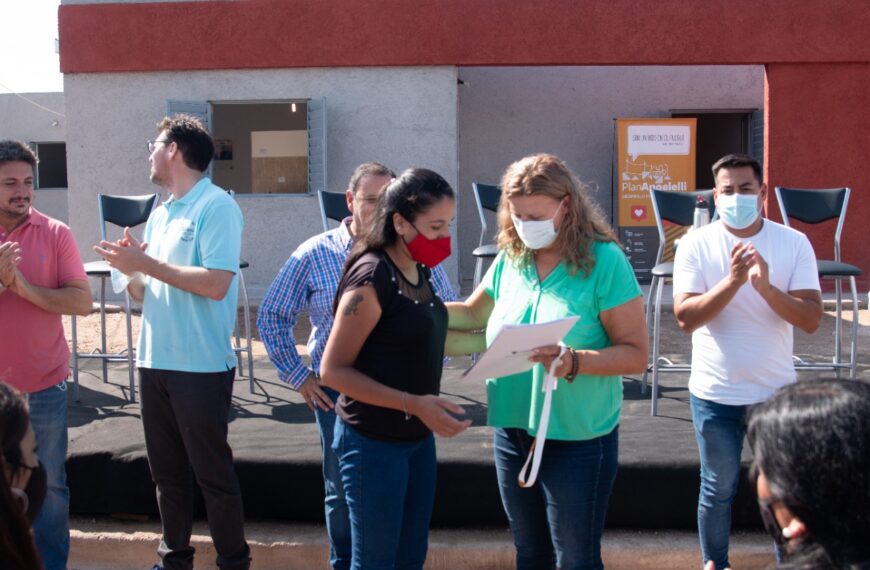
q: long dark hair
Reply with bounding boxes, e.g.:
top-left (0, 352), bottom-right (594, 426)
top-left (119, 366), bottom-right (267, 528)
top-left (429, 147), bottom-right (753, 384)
top-left (0, 383), bottom-right (42, 570)
top-left (747, 379), bottom-right (870, 569)
top-left (334, 168), bottom-right (454, 312)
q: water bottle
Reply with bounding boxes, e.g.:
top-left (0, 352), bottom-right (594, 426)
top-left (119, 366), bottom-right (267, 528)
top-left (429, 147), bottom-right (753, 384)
top-left (693, 195), bottom-right (710, 230)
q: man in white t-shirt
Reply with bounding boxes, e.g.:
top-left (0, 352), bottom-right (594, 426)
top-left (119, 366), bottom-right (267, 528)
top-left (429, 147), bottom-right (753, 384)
top-left (673, 153), bottom-right (822, 570)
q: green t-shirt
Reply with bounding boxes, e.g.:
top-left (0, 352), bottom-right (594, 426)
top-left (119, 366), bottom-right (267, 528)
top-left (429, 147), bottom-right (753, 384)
top-left (482, 241), bottom-right (642, 441)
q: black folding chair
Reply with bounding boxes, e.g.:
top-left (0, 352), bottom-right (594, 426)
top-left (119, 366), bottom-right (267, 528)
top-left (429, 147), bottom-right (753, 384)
top-left (775, 186), bottom-right (862, 379)
top-left (318, 190), bottom-right (351, 231)
top-left (644, 189), bottom-right (715, 416)
top-left (71, 193), bottom-right (159, 402)
top-left (471, 183), bottom-right (501, 289)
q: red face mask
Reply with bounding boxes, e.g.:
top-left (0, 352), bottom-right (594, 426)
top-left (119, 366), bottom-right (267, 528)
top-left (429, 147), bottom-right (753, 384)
top-left (405, 225), bottom-right (451, 268)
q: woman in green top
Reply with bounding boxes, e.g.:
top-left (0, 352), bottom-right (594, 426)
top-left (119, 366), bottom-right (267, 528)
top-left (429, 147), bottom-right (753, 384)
top-left (447, 154), bottom-right (648, 570)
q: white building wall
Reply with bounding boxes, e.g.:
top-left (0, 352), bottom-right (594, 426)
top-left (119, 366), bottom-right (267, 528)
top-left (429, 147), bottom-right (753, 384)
top-left (0, 92), bottom-right (69, 223)
top-left (63, 67), bottom-right (460, 298)
top-left (456, 65), bottom-right (764, 283)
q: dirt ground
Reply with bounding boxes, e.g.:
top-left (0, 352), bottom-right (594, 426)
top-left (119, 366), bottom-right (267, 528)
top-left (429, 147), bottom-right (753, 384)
top-left (63, 308), bottom-right (286, 359)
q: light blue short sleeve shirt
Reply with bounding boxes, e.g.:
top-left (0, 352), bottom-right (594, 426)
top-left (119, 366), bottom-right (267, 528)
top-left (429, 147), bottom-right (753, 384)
top-left (136, 178), bottom-right (244, 372)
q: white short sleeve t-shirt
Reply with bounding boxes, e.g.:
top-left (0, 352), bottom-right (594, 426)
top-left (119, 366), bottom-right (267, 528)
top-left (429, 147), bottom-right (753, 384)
top-left (673, 220), bottom-right (820, 406)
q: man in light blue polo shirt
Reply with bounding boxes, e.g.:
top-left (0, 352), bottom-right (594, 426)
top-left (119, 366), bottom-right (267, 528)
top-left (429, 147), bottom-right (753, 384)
top-left (95, 115), bottom-right (250, 570)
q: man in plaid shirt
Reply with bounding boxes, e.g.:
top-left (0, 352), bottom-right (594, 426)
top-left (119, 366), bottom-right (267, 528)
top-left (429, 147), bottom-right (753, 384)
top-left (257, 162), bottom-right (456, 570)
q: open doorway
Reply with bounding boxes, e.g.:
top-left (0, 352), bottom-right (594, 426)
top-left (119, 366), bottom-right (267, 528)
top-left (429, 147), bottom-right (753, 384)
top-left (671, 110), bottom-right (757, 188)
top-left (211, 101), bottom-right (309, 194)
top-left (166, 98), bottom-right (327, 195)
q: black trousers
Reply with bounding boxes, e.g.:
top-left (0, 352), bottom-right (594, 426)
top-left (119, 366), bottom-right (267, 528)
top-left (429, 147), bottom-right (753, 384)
top-left (139, 367), bottom-right (250, 570)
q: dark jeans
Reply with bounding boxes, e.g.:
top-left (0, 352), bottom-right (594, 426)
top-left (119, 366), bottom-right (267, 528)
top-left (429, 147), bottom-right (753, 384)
top-left (494, 427), bottom-right (619, 570)
top-left (140, 367), bottom-right (250, 570)
top-left (333, 417), bottom-right (436, 570)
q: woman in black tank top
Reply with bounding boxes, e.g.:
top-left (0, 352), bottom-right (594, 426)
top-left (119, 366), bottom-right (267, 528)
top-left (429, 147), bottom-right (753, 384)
top-left (321, 169), bottom-right (470, 570)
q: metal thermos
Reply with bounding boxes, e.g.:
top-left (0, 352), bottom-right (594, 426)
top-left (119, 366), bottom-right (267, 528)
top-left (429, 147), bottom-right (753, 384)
top-left (693, 196), bottom-right (710, 229)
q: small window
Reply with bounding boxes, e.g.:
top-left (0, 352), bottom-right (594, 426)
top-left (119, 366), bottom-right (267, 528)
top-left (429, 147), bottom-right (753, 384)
top-left (30, 142), bottom-right (68, 188)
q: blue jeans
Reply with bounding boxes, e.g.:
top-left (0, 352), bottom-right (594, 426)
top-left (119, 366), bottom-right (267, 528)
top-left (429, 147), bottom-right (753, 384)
top-left (27, 380), bottom-right (71, 570)
top-left (315, 387), bottom-right (350, 570)
top-left (690, 394), bottom-right (748, 570)
top-left (493, 427), bottom-right (619, 570)
top-left (333, 418), bottom-right (436, 570)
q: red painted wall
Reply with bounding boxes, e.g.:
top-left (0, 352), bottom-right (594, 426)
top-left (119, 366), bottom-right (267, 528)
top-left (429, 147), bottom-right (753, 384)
top-left (765, 63), bottom-right (870, 289)
top-left (58, 0), bottom-right (870, 73)
top-left (58, 0), bottom-right (870, 288)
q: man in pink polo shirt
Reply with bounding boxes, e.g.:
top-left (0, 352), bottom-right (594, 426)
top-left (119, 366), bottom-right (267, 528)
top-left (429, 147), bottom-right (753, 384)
top-left (0, 140), bottom-right (91, 570)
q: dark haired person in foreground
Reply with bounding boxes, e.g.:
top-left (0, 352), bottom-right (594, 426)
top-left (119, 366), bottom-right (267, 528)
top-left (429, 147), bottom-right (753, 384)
top-left (746, 379), bottom-right (870, 570)
top-left (0, 140), bottom-right (90, 570)
top-left (0, 382), bottom-right (45, 570)
top-left (94, 115), bottom-right (249, 570)
top-left (321, 168), bottom-right (469, 569)
top-left (673, 154), bottom-right (823, 570)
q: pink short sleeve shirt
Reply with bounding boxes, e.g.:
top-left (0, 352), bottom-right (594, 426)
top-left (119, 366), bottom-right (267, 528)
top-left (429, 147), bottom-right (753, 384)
top-left (0, 209), bottom-right (87, 393)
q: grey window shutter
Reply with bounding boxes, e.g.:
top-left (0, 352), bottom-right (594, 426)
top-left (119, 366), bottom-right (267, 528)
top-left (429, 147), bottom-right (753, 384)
top-left (165, 100), bottom-right (213, 178)
top-left (307, 97), bottom-right (327, 194)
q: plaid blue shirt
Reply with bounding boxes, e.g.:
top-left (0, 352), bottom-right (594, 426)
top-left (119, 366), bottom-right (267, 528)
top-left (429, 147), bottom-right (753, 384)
top-left (258, 219), bottom-right (457, 390)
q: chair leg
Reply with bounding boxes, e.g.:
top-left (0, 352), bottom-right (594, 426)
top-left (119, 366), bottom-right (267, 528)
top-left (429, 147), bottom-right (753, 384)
top-left (834, 278), bottom-right (843, 378)
top-left (849, 277), bottom-right (859, 380)
top-left (238, 270), bottom-right (254, 392)
top-left (473, 257), bottom-right (484, 291)
top-left (651, 278), bottom-right (665, 417)
top-left (99, 277), bottom-right (109, 383)
top-left (125, 293), bottom-right (136, 403)
top-left (71, 314), bottom-right (80, 402)
top-left (234, 308), bottom-right (243, 373)
top-left (641, 276), bottom-right (658, 395)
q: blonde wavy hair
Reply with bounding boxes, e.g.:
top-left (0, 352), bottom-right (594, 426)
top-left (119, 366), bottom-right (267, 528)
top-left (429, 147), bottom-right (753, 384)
top-left (496, 153), bottom-right (618, 276)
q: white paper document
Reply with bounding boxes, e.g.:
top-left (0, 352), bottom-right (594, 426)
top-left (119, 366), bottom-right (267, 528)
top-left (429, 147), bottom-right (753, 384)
top-left (461, 316), bottom-right (580, 383)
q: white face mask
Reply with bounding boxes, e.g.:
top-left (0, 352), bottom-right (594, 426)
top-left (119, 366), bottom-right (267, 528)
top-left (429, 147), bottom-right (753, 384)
top-left (512, 200), bottom-right (564, 250)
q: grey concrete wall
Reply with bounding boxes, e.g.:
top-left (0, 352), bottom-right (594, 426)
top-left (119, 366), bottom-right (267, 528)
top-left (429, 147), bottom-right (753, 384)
top-left (33, 189), bottom-right (69, 225)
top-left (0, 92), bottom-right (66, 143)
top-left (456, 65), bottom-right (763, 283)
top-left (63, 67), bottom-right (459, 299)
top-left (0, 92), bottom-right (69, 223)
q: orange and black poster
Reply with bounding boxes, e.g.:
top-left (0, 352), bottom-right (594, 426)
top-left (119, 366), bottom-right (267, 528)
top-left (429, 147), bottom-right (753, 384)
top-left (615, 118), bottom-right (696, 282)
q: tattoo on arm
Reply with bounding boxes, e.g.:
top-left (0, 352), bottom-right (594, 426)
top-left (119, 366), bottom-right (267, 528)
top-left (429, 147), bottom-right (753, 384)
top-left (343, 293), bottom-right (364, 316)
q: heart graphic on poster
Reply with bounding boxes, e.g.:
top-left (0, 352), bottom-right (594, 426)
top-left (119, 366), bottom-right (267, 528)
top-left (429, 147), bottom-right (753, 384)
top-left (630, 206), bottom-right (647, 221)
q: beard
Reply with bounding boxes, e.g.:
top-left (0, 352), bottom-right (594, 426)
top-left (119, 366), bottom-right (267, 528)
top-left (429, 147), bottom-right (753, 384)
top-left (0, 197), bottom-right (31, 220)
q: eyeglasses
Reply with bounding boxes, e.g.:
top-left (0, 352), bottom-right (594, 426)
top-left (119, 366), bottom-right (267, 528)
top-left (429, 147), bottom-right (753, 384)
top-left (354, 196), bottom-right (379, 205)
top-left (147, 139), bottom-right (170, 153)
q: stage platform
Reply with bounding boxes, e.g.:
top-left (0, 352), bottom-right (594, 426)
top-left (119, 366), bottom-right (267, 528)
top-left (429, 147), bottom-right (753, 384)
top-left (64, 308), bottom-right (869, 529)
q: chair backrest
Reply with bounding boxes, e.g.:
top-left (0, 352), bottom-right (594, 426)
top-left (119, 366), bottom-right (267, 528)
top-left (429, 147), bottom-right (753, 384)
top-left (775, 186), bottom-right (850, 261)
top-left (97, 193), bottom-right (160, 240)
top-left (472, 183), bottom-right (502, 246)
top-left (649, 189), bottom-right (715, 264)
top-left (318, 190), bottom-right (351, 231)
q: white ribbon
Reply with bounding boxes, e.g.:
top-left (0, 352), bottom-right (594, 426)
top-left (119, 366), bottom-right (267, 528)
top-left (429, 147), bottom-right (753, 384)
top-left (517, 345), bottom-right (566, 488)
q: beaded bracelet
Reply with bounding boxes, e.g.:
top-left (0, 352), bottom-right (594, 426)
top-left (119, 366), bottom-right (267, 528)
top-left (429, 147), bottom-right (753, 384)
top-left (564, 349), bottom-right (579, 383)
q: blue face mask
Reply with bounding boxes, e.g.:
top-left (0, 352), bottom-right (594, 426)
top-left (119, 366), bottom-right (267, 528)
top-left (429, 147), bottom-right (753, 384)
top-left (717, 193), bottom-right (761, 230)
